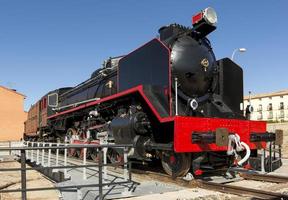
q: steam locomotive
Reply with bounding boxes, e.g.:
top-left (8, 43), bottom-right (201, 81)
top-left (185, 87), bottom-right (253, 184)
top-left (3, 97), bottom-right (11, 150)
top-left (24, 7), bottom-right (278, 177)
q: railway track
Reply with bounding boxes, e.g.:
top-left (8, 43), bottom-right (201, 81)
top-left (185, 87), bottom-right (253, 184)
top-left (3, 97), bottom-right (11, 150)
top-left (129, 168), bottom-right (288, 199)
top-left (240, 172), bottom-right (288, 184)
top-left (196, 180), bottom-right (288, 199)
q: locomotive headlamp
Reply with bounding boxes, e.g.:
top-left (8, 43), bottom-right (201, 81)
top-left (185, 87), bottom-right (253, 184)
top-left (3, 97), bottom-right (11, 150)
top-left (192, 7), bottom-right (217, 26)
top-left (192, 7), bottom-right (217, 38)
top-left (203, 7), bottom-right (217, 25)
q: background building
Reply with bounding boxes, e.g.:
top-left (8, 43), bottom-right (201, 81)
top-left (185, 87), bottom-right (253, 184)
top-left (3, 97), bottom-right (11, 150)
top-left (0, 86), bottom-right (27, 140)
top-left (244, 89), bottom-right (288, 122)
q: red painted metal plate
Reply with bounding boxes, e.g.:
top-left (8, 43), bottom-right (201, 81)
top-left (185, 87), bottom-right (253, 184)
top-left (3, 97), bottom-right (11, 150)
top-left (174, 116), bottom-right (266, 153)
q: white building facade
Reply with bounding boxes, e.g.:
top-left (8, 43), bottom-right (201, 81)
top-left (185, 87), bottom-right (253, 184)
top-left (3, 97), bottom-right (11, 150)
top-left (243, 90), bottom-right (288, 122)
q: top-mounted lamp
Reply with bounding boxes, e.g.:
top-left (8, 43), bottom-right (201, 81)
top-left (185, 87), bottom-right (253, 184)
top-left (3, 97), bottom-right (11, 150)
top-left (192, 7), bottom-right (218, 38)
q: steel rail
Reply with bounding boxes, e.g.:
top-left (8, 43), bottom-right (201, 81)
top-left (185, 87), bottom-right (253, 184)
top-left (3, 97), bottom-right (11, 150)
top-left (240, 173), bottom-right (288, 184)
top-left (196, 180), bottom-right (288, 199)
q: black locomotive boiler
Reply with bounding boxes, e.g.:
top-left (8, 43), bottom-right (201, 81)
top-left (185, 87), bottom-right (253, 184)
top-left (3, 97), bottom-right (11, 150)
top-left (24, 7), bottom-right (276, 177)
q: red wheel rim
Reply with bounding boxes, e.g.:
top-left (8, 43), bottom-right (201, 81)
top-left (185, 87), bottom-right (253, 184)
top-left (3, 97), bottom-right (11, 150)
top-left (170, 155), bottom-right (176, 164)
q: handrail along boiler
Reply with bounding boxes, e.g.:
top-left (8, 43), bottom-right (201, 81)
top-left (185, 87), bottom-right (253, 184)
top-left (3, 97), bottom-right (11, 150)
top-left (24, 7), bottom-right (280, 177)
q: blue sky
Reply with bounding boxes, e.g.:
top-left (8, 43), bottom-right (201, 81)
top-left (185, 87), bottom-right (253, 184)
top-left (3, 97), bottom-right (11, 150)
top-left (0, 1), bottom-right (287, 111)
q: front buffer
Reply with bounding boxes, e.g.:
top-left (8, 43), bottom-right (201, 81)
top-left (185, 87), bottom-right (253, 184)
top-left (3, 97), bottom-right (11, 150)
top-left (174, 116), bottom-right (266, 153)
top-left (167, 116), bottom-right (279, 176)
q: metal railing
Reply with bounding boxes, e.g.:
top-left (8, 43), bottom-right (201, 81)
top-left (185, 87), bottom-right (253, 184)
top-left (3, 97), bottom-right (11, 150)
top-left (0, 140), bottom-right (22, 157)
top-left (0, 141), bottom-right (133, 200)
top-left (266, 141), bottom-right (282, 172)
top-left (259, 141), bottom-right (282, 173)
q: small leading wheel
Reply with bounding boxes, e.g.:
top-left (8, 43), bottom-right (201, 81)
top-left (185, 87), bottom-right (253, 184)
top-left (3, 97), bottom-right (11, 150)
top-left (66, 128), bottom-right (77, 157)
top-left (68, 148), bottom-right (77, 157)
top-left (76, 148), bottom-right (90, 159)
top-left (89, 149), bottom-right (99, 162)
top-left (66, 128), bottom-right (77, 140)
top-left (161, 151), bottom-right (191, 177)
top-left (107, 149), bottom-right (123, 164)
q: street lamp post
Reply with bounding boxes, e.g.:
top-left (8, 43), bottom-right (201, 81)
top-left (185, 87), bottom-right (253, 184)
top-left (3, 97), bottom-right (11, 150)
top-left (231, 48), bottom-right (246, 61)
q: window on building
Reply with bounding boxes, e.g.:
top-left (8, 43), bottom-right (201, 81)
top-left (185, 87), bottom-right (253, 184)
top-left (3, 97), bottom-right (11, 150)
top-left (280, 102), bottom-right (284, 110)
top-left (257, 113), bottom-right (263, 120)
top-left (267, 103), bottom-right (273, 111)
top-left (268, 111), bottom-right (273, 119)
top-left (280, 110), bottom-right (285, 118)
top-left (258, 104), bottom-right (262, 111)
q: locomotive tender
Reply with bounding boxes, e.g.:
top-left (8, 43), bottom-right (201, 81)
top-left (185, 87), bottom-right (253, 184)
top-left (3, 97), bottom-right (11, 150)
top-left (24, 8), bottom-right (279, 176)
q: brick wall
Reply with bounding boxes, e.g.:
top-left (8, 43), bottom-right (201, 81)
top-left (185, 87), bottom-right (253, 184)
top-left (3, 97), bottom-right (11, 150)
top-left (0, 87), bottom-right (27, 141)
